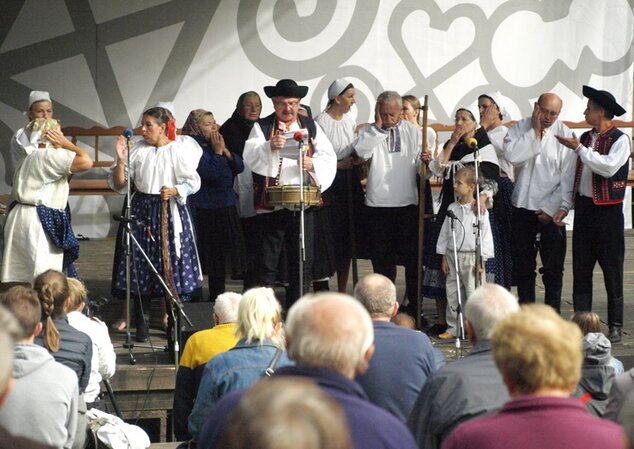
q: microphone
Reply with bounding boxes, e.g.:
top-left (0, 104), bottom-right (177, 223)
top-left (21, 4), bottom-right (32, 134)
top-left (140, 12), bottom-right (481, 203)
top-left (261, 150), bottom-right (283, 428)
top-left (466, 138), bottom-right (478, 149)
top-left (446, 210), bottom-right (459, 220)
top-left (123, 128), bottom-right (134, 139)
top-left (112, 214), bottom-right (145, 227)
top-left (293, 131), bottom-right (304, 143)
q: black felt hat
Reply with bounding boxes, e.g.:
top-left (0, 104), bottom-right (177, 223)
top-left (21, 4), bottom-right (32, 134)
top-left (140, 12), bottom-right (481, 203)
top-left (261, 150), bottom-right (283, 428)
top-left (264, 79), bottom-right (308, 99)
top-left (582, 85), bottom-right (626, 117)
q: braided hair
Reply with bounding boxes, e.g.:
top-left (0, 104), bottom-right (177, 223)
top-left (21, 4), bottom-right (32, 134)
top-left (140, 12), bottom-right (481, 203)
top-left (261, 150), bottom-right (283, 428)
top-left (33, 270), bottom-right (70, 352)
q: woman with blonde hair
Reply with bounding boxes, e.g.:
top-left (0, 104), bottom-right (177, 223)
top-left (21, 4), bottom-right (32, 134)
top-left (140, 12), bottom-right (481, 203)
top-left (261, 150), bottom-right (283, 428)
top-left (33, 269), bottom-right (92, 394)
top-left (66, 278), bottom-right (116, 407)
top-left (188, 287), bottom-right (291, 443)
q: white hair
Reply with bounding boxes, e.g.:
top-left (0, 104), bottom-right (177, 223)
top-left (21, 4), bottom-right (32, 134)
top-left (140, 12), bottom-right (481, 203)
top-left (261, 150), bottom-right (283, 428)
top-left (285, 293), bottom-right (374, 376)
top-left (353, 274), bottom-right (396, 318)
top-left (236, 288), bottom-right (283, 348)
top-left (213, 292), bottom-right (241, 324)
top-left (465, 283), bottom-right (519, 340)
top-left (376, 90), bottom-right (402, 107)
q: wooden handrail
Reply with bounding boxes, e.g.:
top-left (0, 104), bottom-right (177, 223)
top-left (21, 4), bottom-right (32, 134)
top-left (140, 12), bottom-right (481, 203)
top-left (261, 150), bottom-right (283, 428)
top-left (62, 120), bottom-right (634, 194)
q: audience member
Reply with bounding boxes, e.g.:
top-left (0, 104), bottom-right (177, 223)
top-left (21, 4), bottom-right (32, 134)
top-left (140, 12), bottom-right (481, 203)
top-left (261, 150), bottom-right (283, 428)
top-left (354, 91), bottom-right (432, 315)
top-left (571, 311), bottom-right (623, 374)
top-left (218, 377), bottom-right (352, 449)
top-left (442, 304), bottom-right (622, 449)
top-left (0, 314), bottom-right (55, 449)
top-left (183, 109), bottom-right (246, 301)
top-left (173, 292), bottom-right (241, 441)
top-left (198, 292), bottom-right (418, 449)
top-left (66, 278), bottom-right (116, 408)
top-left (555, 85), bottom-right (630, 343)
top-left (0, 286), bottom-right (79, 449)
top-left (33, 270), bottom-right (92, 394)
top-left (572, 332), bottom-right (616, 416)
top-left (620, 392), bottom-right (634, 448)
top-left (503, 93), bottom-right (576, 312)
top-left (604, 366), bottom-right (634, 422)
top-left (393, 312), bottom-right (415, 329)
top-left (354, 273), bottom-right (439, 421)
top-left (188, 287), bottom-right (291, 442)
top-left (408, 283), bottom-right (518, 449)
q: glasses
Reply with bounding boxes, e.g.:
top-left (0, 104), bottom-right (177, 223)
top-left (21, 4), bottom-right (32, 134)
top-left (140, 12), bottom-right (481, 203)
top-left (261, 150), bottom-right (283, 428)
top-left (274, 100), bottom-right (299, 109)
top-left (538, 105), bottom-right (560, 118)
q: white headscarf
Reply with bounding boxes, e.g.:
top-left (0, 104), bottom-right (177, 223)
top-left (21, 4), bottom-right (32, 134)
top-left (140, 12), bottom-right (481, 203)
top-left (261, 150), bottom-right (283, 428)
top-left (481, 91), bottom-right (511, 121)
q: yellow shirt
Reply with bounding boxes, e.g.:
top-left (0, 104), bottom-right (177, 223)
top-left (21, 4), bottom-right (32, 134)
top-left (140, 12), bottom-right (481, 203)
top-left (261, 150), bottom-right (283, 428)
top-left (179, 323), bottom-right (239, 369)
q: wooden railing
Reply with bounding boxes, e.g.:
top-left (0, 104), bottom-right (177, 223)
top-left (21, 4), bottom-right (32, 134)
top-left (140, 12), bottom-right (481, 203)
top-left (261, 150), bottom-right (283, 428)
top-left (63, 120), bottom-right (634, 194)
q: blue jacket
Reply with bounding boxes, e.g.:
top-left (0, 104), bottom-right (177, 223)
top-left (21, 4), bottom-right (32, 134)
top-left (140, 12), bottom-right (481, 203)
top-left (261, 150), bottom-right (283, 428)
top-left (190, 137), bottom-right (244, 210)
top-left (356, 321), bottom-right (439, 421)
top-left (188, 339), bottom-right (291, 441)
top-left (198, 365), bottom-right (418, 449)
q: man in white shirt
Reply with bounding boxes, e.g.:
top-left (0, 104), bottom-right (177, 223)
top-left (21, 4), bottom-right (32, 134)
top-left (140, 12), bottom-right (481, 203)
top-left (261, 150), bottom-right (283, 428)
top-left (502, 93), bottom-right (576, 313)
top-left (243, 79), bottom-right (336, 306)
top-left (354, 91), bottom-right (431, 313)
top-left (555, 86), bottom-right (630, 343)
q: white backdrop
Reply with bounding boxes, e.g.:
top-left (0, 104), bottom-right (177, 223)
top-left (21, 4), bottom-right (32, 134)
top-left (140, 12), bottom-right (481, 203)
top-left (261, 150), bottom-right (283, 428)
top-left (0, 0), bottom-right (633, 237)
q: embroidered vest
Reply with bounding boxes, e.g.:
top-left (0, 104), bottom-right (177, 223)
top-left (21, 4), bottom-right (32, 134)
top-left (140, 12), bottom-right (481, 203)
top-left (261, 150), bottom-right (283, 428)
top-left (573, 126), bottom-right (627, 206)
top-left (252, 113), bottom-right (317, 210)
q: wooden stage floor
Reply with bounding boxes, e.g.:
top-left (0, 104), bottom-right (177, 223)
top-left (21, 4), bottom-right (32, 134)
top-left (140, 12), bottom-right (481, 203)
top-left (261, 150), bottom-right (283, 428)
top-left (75, 232), bottom-right (634, 442)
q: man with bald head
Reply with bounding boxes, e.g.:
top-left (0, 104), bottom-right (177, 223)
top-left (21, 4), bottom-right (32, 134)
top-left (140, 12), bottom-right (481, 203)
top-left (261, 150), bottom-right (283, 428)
top-left (503, 93), bottom-right (576, 312)
top-left (197, 292), bottom-right (418, 449)
top-left (354, 274), bottom-right (438, 421)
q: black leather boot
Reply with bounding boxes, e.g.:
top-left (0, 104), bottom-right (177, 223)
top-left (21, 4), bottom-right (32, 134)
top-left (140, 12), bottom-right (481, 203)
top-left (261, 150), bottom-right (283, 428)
top-left (607, 296), bottom-right (623, 344)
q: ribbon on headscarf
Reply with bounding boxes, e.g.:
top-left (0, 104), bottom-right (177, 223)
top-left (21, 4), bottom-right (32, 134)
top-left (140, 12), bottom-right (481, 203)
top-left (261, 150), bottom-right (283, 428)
top-left (167, 119), bottom-right (177, 141)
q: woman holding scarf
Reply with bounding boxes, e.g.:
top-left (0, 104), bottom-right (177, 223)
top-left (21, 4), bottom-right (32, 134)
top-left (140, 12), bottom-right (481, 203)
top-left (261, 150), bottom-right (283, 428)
top-left (110, 106), bottom-right (203, 341)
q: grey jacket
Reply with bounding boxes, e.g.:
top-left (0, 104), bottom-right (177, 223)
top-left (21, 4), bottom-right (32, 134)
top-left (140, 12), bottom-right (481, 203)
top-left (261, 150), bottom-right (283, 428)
top-left (573, 332), bottom-right (616, 417)
top-left (0, 344), bottom-right (79, 449)
top-left (407, 340), bottom-right (509, 449)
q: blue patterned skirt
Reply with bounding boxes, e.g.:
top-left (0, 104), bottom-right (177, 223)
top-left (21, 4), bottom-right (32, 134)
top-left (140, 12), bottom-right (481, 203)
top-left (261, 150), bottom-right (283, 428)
top-left (112, 192), bottom-right (202, 297)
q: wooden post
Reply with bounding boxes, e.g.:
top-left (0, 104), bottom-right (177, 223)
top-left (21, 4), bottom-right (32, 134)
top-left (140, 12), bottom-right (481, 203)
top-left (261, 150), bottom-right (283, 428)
top-left (416, 95), bottom-right (429, 330)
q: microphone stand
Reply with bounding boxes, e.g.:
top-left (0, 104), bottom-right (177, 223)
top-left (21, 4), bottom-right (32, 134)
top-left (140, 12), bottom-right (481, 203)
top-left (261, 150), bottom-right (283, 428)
top-left (297, 137), bottom-right (306, 296)
top-left (448, 212), bottom-right (465, 358)
top-left (122, 132), bottom-right (136, 364)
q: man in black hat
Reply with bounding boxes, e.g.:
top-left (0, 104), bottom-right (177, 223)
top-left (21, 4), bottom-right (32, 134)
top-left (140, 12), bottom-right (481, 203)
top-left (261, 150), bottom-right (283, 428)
top-left (556, 86), bottom-right (630, 343)
top-left (243, 79), bottom-right (336, 306)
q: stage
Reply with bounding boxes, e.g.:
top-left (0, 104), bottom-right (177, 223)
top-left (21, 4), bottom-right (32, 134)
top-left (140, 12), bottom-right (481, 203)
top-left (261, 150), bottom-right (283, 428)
top-left (76, 233), bottom-right (634, 443)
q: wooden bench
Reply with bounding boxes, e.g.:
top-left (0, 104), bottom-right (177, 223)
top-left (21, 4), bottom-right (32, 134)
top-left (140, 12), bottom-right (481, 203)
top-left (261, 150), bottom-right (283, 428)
top-left (62, 126), bottom-right (139, 195)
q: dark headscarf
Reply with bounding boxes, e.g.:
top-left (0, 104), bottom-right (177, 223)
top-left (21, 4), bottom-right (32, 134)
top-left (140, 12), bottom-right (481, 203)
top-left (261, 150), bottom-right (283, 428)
top-left (220, 109), bottom-right (256, 157)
